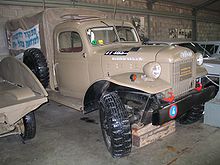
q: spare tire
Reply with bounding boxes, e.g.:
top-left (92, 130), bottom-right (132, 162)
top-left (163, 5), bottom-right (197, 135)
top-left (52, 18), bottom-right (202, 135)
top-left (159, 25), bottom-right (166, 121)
top-left (23, 48), bottom-right (49, 88)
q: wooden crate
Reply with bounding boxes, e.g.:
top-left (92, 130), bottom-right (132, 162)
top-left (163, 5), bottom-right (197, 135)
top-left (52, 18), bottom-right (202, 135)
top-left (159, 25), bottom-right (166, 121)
top-left (132, 120), bottom-right (176, 148)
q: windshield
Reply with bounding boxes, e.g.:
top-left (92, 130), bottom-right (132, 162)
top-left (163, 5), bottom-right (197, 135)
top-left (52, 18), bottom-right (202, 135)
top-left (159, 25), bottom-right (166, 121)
top-left (87, 26), bottom-right (138, 46)
top-left (115, 26), bottom-right (138, 42)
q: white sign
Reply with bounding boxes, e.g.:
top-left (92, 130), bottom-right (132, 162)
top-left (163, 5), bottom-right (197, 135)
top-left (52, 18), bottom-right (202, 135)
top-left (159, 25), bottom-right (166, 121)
top-left (8, 24), bottom-right (40, 50)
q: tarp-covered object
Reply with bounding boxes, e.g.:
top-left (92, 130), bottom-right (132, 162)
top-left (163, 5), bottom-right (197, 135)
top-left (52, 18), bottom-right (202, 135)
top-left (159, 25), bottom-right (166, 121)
top-left (5, 7), bottom-right (106, 89)
top-left (0, 57), bottom-right (48, 124)
top-left (0, 57), bottom-right (48, 97)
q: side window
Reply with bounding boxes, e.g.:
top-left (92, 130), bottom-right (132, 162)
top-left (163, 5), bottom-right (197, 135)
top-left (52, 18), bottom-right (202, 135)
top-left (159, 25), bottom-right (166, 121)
top-left (58, 31), bottom-right (82, 53)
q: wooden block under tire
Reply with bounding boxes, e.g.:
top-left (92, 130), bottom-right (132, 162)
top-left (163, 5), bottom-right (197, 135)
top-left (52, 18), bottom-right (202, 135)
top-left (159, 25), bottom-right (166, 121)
top-left (132, 120), bottom-right (176, 148)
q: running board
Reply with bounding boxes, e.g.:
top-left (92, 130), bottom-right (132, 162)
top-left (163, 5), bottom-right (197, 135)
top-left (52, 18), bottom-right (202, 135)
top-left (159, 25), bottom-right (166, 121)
top-left (48, 90), bottom-right (82, 111)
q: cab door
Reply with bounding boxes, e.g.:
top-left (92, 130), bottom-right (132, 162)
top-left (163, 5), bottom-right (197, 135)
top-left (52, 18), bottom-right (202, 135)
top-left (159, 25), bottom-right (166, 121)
top-left (54, 27), bottom-right (89, 99)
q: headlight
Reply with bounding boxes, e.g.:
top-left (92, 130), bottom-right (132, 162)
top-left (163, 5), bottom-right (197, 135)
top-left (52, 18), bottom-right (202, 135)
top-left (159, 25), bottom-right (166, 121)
top-left (143, 62), bottom-right (161, 79)
top-left (196, 53), bottom-right (203, 65)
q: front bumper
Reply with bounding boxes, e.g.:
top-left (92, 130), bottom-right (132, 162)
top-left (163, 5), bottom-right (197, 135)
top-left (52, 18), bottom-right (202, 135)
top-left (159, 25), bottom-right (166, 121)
top-left (152, 85), bottom-right (216, 125)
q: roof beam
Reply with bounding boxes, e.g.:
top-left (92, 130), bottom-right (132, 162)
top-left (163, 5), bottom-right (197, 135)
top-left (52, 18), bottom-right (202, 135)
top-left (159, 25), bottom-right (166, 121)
top-left (155, 0), bottom-right (220, 13)
top-left (155, 0), bottom-right (195, 8)
top-left (195, 0), bottom-right (219, 10)
top-left (0, 0), bottom-right (220, 23)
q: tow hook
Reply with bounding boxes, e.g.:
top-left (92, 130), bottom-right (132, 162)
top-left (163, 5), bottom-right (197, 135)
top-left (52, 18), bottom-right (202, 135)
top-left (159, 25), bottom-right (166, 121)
top-left (195, 82), bottom-right (202, 92)
top-left (163, 92), bottom-right (175, 103)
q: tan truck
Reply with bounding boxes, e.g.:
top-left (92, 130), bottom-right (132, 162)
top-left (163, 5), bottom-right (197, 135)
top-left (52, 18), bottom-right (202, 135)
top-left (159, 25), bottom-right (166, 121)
top-left (5, 8), bottom-right (216, 157)
top-left (0, 57), bottom-right (48, 140)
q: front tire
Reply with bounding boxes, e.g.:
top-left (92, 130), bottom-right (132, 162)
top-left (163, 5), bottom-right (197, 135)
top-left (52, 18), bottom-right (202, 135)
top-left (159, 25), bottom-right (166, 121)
top-left (21, 111), bottom-right (36, 140)
top-left (100, 92), bottom-right (132, 158)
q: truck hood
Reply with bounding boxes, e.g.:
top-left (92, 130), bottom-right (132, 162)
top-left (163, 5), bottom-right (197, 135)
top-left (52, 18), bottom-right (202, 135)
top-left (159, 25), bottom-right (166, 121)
top-left (98, 44), bottom-right (192, 77)
top-left (97, 44), bottom-right (165, 62)
top-left (98, 44), bottom-right (164, 77)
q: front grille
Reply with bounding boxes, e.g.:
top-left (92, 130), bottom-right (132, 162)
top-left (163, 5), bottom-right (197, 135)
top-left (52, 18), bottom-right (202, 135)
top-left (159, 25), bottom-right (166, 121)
top-left (171, 58), bottom-right (196, 97)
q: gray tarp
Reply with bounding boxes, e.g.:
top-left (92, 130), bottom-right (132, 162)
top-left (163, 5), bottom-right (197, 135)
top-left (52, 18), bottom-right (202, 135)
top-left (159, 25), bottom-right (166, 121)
top-left (5, 8), bottom-right (106, 89)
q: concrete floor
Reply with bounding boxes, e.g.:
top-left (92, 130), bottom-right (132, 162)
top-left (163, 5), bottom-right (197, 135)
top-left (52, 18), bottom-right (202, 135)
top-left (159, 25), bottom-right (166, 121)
top-left (1, 100), bottom-right (220, 165)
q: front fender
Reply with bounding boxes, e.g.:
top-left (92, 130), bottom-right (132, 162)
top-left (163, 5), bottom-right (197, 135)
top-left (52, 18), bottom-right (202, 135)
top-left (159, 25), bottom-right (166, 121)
top-left (108, 73), bottom-right (171, 94)
top-left (83, 73), bottom-right (171, 113)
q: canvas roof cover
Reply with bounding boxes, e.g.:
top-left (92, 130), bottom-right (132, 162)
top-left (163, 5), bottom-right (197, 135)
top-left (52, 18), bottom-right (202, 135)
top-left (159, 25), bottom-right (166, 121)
top-left (5, 7), bottom-right (106, 89)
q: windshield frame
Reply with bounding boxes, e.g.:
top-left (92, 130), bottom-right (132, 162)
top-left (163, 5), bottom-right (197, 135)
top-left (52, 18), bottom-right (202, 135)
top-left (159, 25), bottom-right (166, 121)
top-left (86, 25), bottom-right (139, 46)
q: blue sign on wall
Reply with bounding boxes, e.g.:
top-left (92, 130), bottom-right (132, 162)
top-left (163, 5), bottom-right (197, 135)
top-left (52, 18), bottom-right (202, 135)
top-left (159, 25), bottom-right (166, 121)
top-left (8, 24), bottom-right (40, 50)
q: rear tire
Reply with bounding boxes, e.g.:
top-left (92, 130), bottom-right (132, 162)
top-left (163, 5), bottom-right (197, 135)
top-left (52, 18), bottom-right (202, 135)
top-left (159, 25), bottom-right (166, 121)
top-left (23, 48), bottom-right (49, 88)
top-left (21, 111), bottom-right (36, 140)
top-left (177, 104), bottom-right (204, 124)
top-left (100, 92), bottom-right (132, 158)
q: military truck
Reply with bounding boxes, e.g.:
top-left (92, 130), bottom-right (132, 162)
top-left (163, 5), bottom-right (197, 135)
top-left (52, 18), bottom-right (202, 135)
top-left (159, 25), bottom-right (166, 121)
top-left (5, 8), bottom-right (216, 157)
top-left (0, 57), bottom-right (48, 140)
